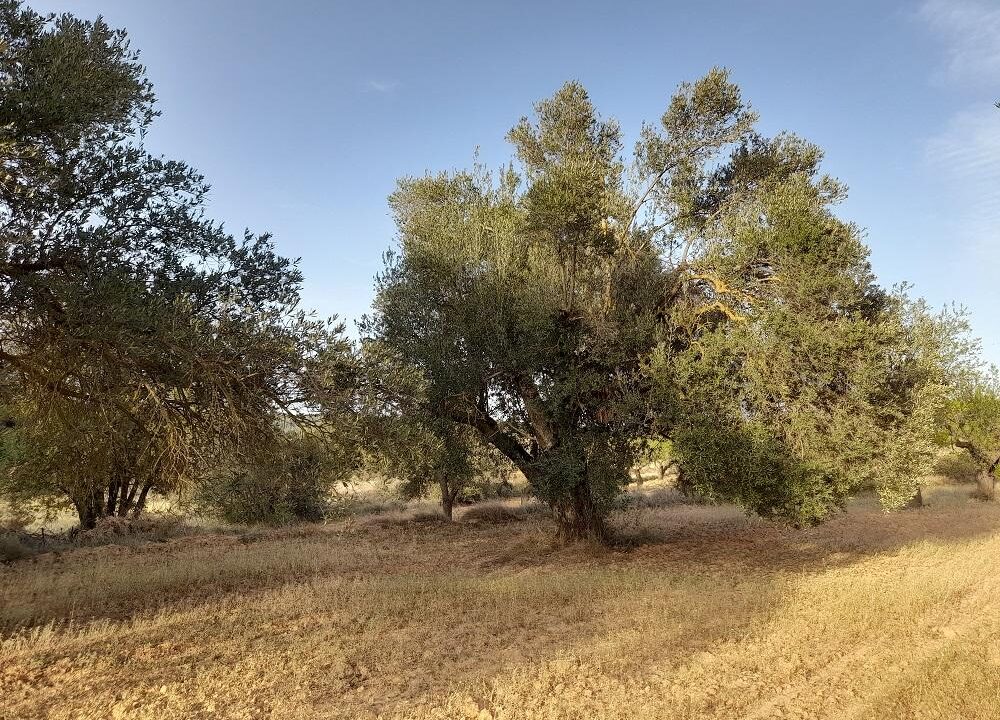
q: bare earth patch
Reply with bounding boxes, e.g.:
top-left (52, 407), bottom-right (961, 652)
top-left (3, 484), bottom-right (1000, 719)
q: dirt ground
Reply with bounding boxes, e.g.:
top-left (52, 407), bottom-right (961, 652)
top-left (3, 481), bottom-right (1000, 719)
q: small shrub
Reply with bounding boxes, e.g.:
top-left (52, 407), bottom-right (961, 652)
top-left (934, 452), bottom-right (981, 483)
top-left (453, 473), bottom-right (521, 504)
top-left (195, 434), bottom-right (348, 525)
top-left (460, 502), bottom-right (528, 524)
top-left (410, 509), bottom-right (450, 523)
top-left (0, 534), bottom-right (32, 563)
top-left (196, 470), bottom-right (333, 525)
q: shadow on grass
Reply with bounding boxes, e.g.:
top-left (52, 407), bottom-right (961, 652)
top-left (601, 482), bottom-right (1000, 571)
top-left (4, 483), bottom-right (1000, 720)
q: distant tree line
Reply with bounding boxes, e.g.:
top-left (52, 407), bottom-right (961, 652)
top-left (1, 1), bottom-right (997, 540)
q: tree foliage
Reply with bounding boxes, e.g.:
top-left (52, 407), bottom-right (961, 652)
top-left (358, 342), bottom-right (512, 520)
top-left (631, 437), bottom-right (675, 486)
top-left (939, 362), bottom-right (1000, 499)
top-left (366, 69), bottom-right (952, 541)
top-left (192, 430), bottom-right (354, 525)
top-left (0, 2), bottom-right (356, 527)
top-left (367, 417), bottom-right (511, 520)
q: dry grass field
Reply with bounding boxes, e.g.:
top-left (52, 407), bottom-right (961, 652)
top-left (3, 481), bottom-right (1000, 719)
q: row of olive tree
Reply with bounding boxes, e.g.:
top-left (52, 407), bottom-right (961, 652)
top-left (1, 1), bottom-right (996, 539)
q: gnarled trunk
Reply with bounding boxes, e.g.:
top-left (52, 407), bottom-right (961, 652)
top-left (133, 480), bottom-right (153, 514)
top-left (554, 477), bottom-right (606, 543)
top-left (905, 486), bottom-right (924, 509)
top-left (440, 475), bottom-right (459, 521)
top-left (72, 488), bottom-right (105, 530)
top-left (446, 398), bottom-right (610, 542)
top-left (955, 441), bottom-right (1000, 501)
top-left (977, 471), bottom-right (996, 501)
top-left (72, 495), bottom-right (99, 530)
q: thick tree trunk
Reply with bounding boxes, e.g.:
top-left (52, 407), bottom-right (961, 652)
top-left (554, 478), bottom-right (606, 543)
top-left (73, 489), bottom-right (105, 530)
top-left (444, 399), bottom-right (610, 542)
top-left (120, 477), bottom-right (140, 514)
top-left (439, 476), bottom-right (458, 521)
top-left (954, 441), bottom-right (1000, 501)
top-left (676, 467), bottom-right (694, 496)
top-left (905, 486), bottom-right (924, 509)
top-left (106, 479), bottom-right (120, 515)
top-left (133, 481), bottom-right (153, 515)
top-left (77, 506), bottom-right (97, 530)
top-left (976, 471), bottom-right (996, 501)
top-left (982, 452), bottom-right (1000, 501)
top-left (70, 495), bottom-right (92, 530)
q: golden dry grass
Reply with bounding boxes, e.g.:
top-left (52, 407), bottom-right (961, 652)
top-left (3, 482), bottom-right (1000, 719)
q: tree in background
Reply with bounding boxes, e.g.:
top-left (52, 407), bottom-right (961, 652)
top-left (0, 2), bottom-right (357, 527)
top-left (359, 342), bottom-right (512, 520)
top-left (883, 301), bottom-right (1000, 503)
top-left (369, 418), bottom-right (511, 521)
top-left (940, 370), bottom-right (1000, 500)
top-left (631, 437), bottom-right (675, 487)
top-left (366, 69), bottom-right (943, 541)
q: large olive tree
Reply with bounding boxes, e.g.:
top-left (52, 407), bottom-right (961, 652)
top-left (366, 69), bottom-right (949, 542)
top-left (0, 2), bottom-right (356, 527)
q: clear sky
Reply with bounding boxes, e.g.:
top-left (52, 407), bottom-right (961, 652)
top-left (32, 0), bottom-right (1000, 362)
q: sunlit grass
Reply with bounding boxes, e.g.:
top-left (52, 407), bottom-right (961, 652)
top-left (2, 482), bottom-right (999, 719)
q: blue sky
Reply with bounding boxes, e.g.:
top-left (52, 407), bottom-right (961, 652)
top-left (34, 0), bottom-right (1000, 362)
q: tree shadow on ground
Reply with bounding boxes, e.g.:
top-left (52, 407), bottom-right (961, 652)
top-left (362, 484), bottom-right (1000, 719)
top-left (6, 484), bottom-right (1000, 720)
top-left (475, 482), bottom-right (1000, 575)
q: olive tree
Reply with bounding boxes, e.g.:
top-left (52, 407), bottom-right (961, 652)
top-left (359, 342), bottom-right (512, 520)
top-left (369, 417), bottom-right (510, 520)
top-left (0, 2), bottom-right (356, 527)
top-left (366, 69), bottom-right (944, 541)
top-left (652, 192), bottom-right (953, 522)
top-left (631, 438), bottom-right (675, 487)
top-left (940, 368), bottom-right (1000, 500)
top-left (365, 71), bottom-right (872, 538)
top-left (364, 82), bottom-right (659, 541)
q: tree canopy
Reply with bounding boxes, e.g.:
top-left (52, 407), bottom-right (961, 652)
top-left (1, 0), bottom-right (993, 542)
top-left (365, 69), bottom-right (953, 540)
top-left (0, 1), bottom-right (355, 527)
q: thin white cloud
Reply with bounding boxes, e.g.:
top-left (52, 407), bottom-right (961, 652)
top-left (925, 106), bottom-right (1000, 257)
top-left (919, 0), bottom-right (1000, 363)
top-left (366, 79), bottom-right (399, 94)
top-left (920, 0), bottom-right (1000, 258)
top-left (919, 0), bottom-right (1000, 88)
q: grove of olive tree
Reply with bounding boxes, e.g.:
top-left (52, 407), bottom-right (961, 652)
top-left (1, 0), bottom-right (992, 541)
